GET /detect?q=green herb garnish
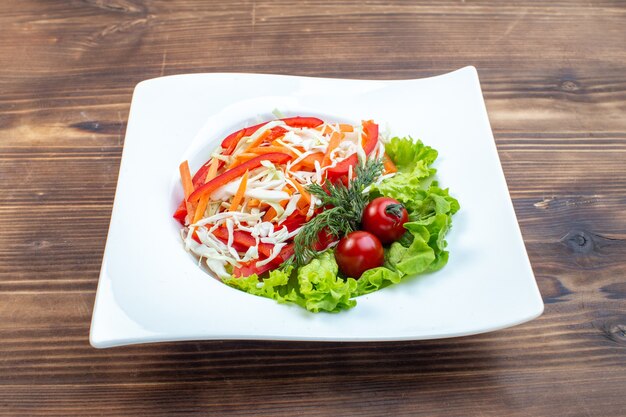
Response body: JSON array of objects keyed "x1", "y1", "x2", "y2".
[{"x1": 293, "y1": 158, "x2": 384, "y2": 265}]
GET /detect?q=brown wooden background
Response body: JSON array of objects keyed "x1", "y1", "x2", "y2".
[{"x1": 1, "y1": 1, "x2": 625, "y2": 416}]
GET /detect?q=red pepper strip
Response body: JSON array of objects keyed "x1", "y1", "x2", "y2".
[
  {"x1": 192, "y1": 164, "x2": 210, "y2": 187},
  {"x1": 173, "y1": 201, "x2": 187, "y2": 225},
  {"x1": 233, "y1": 260, "x2": 273, "y2": 278},
  {"x1": 191, "y1": 159, "x2": 226, "y2": 188},
  {"x1": 326, "y1": 120, "x2": 379, "y2": 183},
  {"x1": 278, "y1": 213, "x2": 307, "y2": 232},
  {"x1": 221, "y1": 128, "x2": 248, "y2": 156},
  {"x1": 266, "y1": 126, "x2": 288, "y2": 142},
  {"x1": 281, "y1": 116, "x2": 324, "y2": 129},
  {"x1": 313, "y1": 228, "x2": 337, "y2": 251},
  {"x1": 220, "y1": 117, "x2": 323, "y2": 153},
  {"x1": 188, "y1": 153, "x2": 292, "y2": 204},
  {"x1": 275, "y1": 242, "x2": 295, "y2": 265},
  {"x1": 232, "y1": 243, "x2": 295, "y2": 278},
  {"x1": 222, "y1": 129, "x2": 245, "y2": 156},
  {"x1": 222, "y1": 125, "x2": 285, "y2": 156},
  {"x1": 211, "y1": 227, "x2": 274, "y2": 258}
]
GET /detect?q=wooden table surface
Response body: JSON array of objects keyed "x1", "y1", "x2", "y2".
[{"x1": 1, "y1": 1, "x2": 625, "y2": 416}]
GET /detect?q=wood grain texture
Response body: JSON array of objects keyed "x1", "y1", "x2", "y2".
[{"x1": 1, "y1": 0, "x2": 625, "y2": 416}]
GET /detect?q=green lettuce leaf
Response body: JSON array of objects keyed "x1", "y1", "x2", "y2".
[
  {"x1": 354, "y1": 267, "x2": 402, "y2": 296},
  {"x1": 372, "y1": 137, "x2": 459, "y2": 217},
  {"x1": 371, "y1": 161, "x2": 435, "y2": 210},
  {"x1": 409, "y1": 213, "x2": 453, "y2": 272},
  {"x1": 385, "y1": 136, "x2": 438, "y2": 170},
  {"x1": 395, "y1": 228, "x2": 436, "y2": 275},
  {"x1": 374, "y1": 137, "x2": 459, "y2": 276},
  {"x1": 292, "y1": 251, "x2": 357, "y2": 313},
  {"x1": 222, "y1": 136, "x2": 459, "y2": 313},
  {"x1": 407, "y1": 182, "x2": 460, "y2": 220},
  {"x1": 223, "y1": 253, "x2": 358, "y2": 313},
  {"x1": 222, "y1": 266, "x2": 294, "y2": 303}
]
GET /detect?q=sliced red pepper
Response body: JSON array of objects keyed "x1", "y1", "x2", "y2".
[
  {"x1": 222, "y1": 129, "x2": 246, "y2": 156},
  {"x1": 223, "y1": 126, "x2": 288, "y2": 156},
  {"x1": 313, "y1": 228, "x2": 337, "y2": 251},
  {"x1": 187, "y1": 126, "x2": 289, "y2": 206},
  {"x1": 233, "y1": 260, "x2": 274, "y2": 278},
  {"x1": 173, "y1": 201, "x2": 187, "y2": 225},
  {"x1": 221, "y1": 127, "x2": 250, "y2": 155},
  {"x1": 326, "y1": 120, "x2": 379, "y2": 183},
  {"x1": 192, "y1": 159, "x2": 227, "y2": 188},
  {"x1": 278, "y1": 213, "x2": 307, "y2": 232},
  {"x1": 220, "y1": 117, "x2": 323, "y2": 154},
  {"x1": 266, "y1": 126, "x2": 288, "y2": 141},
  {"x1": 232, "y1": 243, "x2": 294, "y2": 278},
  {"x1": 188, "y1": 153, "x2": 292, "y2": 204},
  {"x1": 275, "y1": 242, "x2": 295, "y2": 265},
  {"x1": 211, "y1": 227, "x2": 273, "y2": 258},
  {"x1": 191, "y1": 164, "x2": 210, "y2": 186},
  {"x1": 281, "y1": 116, "x2": 324, "y2": 129}
]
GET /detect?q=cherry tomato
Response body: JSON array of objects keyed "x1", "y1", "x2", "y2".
[
  {"x1": 335, "y1": 231, "x2": 384, "y2": 278},
  {"x1": 362, "y1": 197, "x2": 409, "y2": 244}
]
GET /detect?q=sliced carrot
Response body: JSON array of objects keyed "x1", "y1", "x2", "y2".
[
  {"x1": 229, "y1": 170, "x2": 249, "y2": 212},
  {"x1": 206, "y1": 157, "x2": 220, "y2": 181},
  {"x1": 318, "y1": 124, "x2": 333, "y2": 135},
  {"x1": 179, "y1": 161, "x2": 194, "y2": 199},
  {"x1": 289, "y1": 177, "x2": 311, "y2": 205},
  {"x1": 245, "y1": 129, "x2": 271, "y2": 150},
  {"x1": 179, "y1": 161, "x2": 195, "y2": 222},
  {"x1": 193, "y1": 201, "x2": 208, "y2": 224},
  {"x1": 247, "y1": 145, "x2": 298, "y2": 158},
  {"x1": 338, "y1": 124, "x2": 354, "y2": 133},
  {"x1": 270, "y1": 139, "x2": 306, "y2": 156},
  {"x1": 227, "y1": 152, "x2": 257, "y2": 169},
  {"x1": 297, "y1": 198, "x2": 308, "y2": 211},
  {"x1": 382, "y1": 153, "x2": 398, "y2": 174},
  {"x1": 274, "y1": 140, "x2": 305, "y2": 152},
  {"x1": 297, "y1": 200, "x2": 312, "y2": 219},
  {"x1": 292, "y1": 152, "x2": 324, "y2": 171},
  {"x1": 282, "y1": 186, "x2": 294, "y2": 195},
  {"x1": 263, "y1": 206, "x2": 277, "y2": 222},
  {"x1": 237, "y1": 152, "x2": 258, "y2": 160},
  {"x1": 247, "y1": 198, "x2": 261, "y2": 208},
  {"x1": 193, "y1": 158, "x2": 219, "y2": 223},
  {"x1": 322, "y1": 131, "x2": 343, "y2": 166}
]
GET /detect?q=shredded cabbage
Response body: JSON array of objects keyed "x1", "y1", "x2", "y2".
[{"x1": 223, "y1": 135, "x2": 459, "y2": 312}]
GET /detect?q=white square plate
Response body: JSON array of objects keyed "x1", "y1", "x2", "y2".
[{"x1": 90, "y1": 67, "x2": 543, "y2": 348}]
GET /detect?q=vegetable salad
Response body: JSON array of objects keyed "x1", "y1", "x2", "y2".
[{"x1": 175, "y1": 116, "x2": 459, "y2": 312}]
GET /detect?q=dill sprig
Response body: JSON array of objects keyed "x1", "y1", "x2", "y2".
[{"x1": 293, "y1": 158, "x2": 384, "y2": 265}]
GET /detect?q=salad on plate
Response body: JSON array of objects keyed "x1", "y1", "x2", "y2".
[{"x1": 174, "y1": 116, "x2": 459, "y2": 312}]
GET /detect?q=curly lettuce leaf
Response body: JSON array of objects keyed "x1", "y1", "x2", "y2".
[
  {"x1": 385, "y1": 136, "x2": 438, "y2": 170},
  {"x1": 222, "y1": 266, "x2": 294, "y2": 303},
  {"x1": 408, "y1": 182, "x2": 460, "y2": 220},
  {"x1": 290, "y1": 251, "x2": 357, "y2": 313},
  {"x1": 222, "y1": 136, "x2": 459, "y2": 313},
  {"x1": 223, "y1": 253, "x2": 357, "y2": 313},
  {"x1": 375, "y1": 137, "x2": 459, "y2": 276},
  {"x1": 371, "y1": 161, "x2": 435, "y2": 210},
  {"x1": 391, "y1": 228, "x2": 435, "y2": 276},
  {"x1": 354, "y1": 267, "x2": 402, "y2": 296}
]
